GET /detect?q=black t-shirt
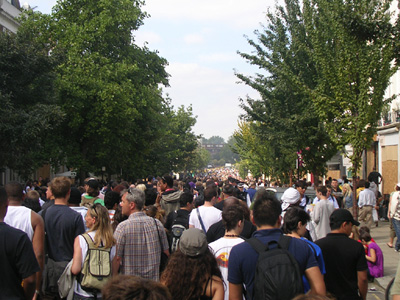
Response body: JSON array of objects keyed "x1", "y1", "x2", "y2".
[
  {"x1": 316, "y1": 233, "x2": 368, "y2": 300},
  {"x1": 164, "y1": 209, "x2": 191, "y2": 231},
  {"x1": 0, "y1": 222, "x2": 40, "y2": 300},
  {"x1": 41, "y1": 204, "x2": 85, "y2": 262},
  {"x1": 206, "y1": 219, "x2": 256, "y2": 243}
]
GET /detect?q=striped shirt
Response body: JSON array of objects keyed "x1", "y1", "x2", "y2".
[{"x1": 114, "y1": 211, "x2": 168, "y2": 280}]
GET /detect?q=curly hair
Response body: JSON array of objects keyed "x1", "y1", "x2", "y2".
[
  {"x1": 160, "y1": 248, "x2": 223, "y2": 300},
  {"x1": 102, "y1": 275, "x2": 171, "y2": 300}
]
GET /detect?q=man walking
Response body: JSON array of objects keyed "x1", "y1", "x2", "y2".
[
  {"x1": 156, "y1": 174, "x2": 183, "y2": 217},
  {"x1": 0, "y1": 186, "x2": 39, "y2": 300},
  {"x1": 358, "y1": 181, "x2": 376, "y2": 229},
  {"x1": 4, "y1": 181, "x2": 44, "y2": 299},
  {"x1": 113, "y1": 188, "x2": 169, "y2": 280},
  {"x1": 189, "y1": 186, "x2": 222, "y2": 232},
  {"x1": 41, "y1": 177, "x2": 85, "y2": 298},
  {"x1": 316, "y1": 209, "x2": 368, "y2": 300},
  {"x1": 228, "y1": 189, "x2": 325, "y2": 300},
  {"x1": 311, "y1": 186, "x2": 335, "y2": 240}
]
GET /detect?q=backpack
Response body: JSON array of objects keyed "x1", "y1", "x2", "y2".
[
  {"x1": 171, "y1": 224, "x2": 186, "y2": 252},
  {"x1": 246, "y1": 235, "x2": 303, "y2": 300},
  {"x1": 79, "y1": 233, "x2": 112, "y2": 291},
  {"x1": 169, "y1": 210, "x2": 188, "y2": 253}
]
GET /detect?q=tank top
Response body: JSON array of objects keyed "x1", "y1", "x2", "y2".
[
  {"x1": 199, "y1": 277, "x2": 213, "y2": 300},
  {"x1": 4, "y1": 206, "x2": 34, "y2": 241}
]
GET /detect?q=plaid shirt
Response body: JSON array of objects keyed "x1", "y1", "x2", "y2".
[{"x1": 114, "y1": 211, "x2": 169, "y2": 280}]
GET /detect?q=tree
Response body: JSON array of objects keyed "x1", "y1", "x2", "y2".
[
  {"x1": 145, "y1": 103, "x2": 199, "y2": 176},
  {"x1": 220, "y1": 136, "x2": 240, "y2": 163},
  {"x1": 0, "y1": 33, "x2": 64, "y2": 178},
  {"x1": 202, "y1": 136, "x2": 225, "y2": 145},
  {"x1": 302, "y1": 0, "x2": 397, "y2": 214},
  {"x1": 236, "y1": 0, "x2": 337, "y2": 183},
  {"x1": 302, "y1": 0, "x2": 397, "y2": 175},
  {"x1": 17, "y1": 0, "x2": 199, "y2": 181},
  {"x1": 233, "y1": 121, "x2": 273, "y2": 179}
]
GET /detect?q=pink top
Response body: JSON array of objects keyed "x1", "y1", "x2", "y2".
[{"x1": 367, "y1": 242, "x2": 384, "y2": 278}]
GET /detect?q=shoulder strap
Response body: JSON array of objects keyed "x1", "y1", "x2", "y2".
[
  {"x1": 82, "y1": 233, "x2": 95, "y2": 249},
  {"x1": 203, "y1": 277, "x2": 212, "y2": 296},
  {"x1": 246, "y1": 237, "x2": 269, "y2": 254},
  {"x1": 196, "y1": 207, "x2": 207, "y2": 233},
  {"x1": 154, "y1": 218, "x2": 163, "y2": 249},
  {"x1": 82, "y1": 233, "x2": 111, "y2": 252},
  {"x1": 278, "y1": 234, "x2": 292, "y2": 250}
]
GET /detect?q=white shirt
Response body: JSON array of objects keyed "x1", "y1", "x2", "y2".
[
  {"x1": 189, "y1": 205, "x2": 222, "y2": 232},
  {"x1": 209, "y1": 237, "x2": 244, "y2": 300},
  {"x1": 4, "y1": 206, "x2": 34, "y2": 241},
  {"x1": 358, "y1": 188, "x2": 376, "y2": 207},
  {"x1": 313, "y1": 196, "x2": 339, "y2": 209}
]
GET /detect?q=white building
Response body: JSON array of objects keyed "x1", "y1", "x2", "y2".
[{"x1": 0, "y1": 0, "x2": 21, "y2": 33}]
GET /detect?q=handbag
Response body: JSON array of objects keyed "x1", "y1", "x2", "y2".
[{"x1": 372, "y1": 208, "x2": 378, "y2": 222}]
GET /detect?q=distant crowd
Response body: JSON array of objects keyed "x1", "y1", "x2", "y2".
[{"x1": 2, "y1": 170, "x2": 400, "y2": 300}]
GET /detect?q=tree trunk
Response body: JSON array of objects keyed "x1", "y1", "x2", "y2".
[{"x1": 352, "y1": 176, "x2": 358, "y2": 219}]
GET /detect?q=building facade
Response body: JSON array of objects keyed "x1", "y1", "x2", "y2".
[{"x1": 0, "y1": 0, "x2": 20, "y2": 33}]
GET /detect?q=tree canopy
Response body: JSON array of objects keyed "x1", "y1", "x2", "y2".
[
  {"x1": 1, "y1": 0, "x2": 199, "y2": 181},
  {"x1": 302, "y1": 0, "x2": 397, "y2": 175},
  {"x1": 0, "y1": 33, "x2": 64, "y2": 178},
  {"x1": 236, "y1": 0, "x2": 337, "y2": 182}
]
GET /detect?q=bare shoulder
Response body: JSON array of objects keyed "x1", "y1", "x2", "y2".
[{"x1": 31, "y1": 210, "x2": 44, "y2": 228}]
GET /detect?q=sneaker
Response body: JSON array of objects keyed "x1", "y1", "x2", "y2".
[
  {"x1": 380, "y1": 218, "x2": 386, "y2": 221},
  {"x1": 395, "y1": 249, "x2": 400, "y2": 252}
]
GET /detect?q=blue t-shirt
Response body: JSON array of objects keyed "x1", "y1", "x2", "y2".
[
  {"x1": 228, "y1": 228, "x2": 318, "y2": 300},
  {"x1": 301, "y1": 238, "x2": 326, "y2": 292}
]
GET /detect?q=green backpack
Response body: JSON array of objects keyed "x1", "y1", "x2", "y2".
[{"x1": 80, "y1": 233, "x2": 112, "y2": 291}]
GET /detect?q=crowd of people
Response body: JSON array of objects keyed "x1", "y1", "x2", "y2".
[{"x1": 0, "y1": 170, "x2": 398, "y2": 300}]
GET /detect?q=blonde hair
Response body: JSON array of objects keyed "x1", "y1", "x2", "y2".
[
  {"x1": 136, "y1": 184, "x2": 146, "y2": 192},
  {"x1": 343, "y1": 183, "x2": 352, "y2": 197},
  {"x1": 26, "y1": 190, "x2": 40, "y2": 201},
  {"x1": 88, "y1": 204, "x2": 116, "y2": 248}
]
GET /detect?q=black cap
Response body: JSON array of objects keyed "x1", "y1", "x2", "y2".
[
  {"x1": 87, "y1": 179, "x2": 99, "y2": 190},
  {"x1": 330, "y1": 209, "x2": 360, "y2": 226}
]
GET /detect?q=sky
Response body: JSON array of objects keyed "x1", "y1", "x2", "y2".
[{"x1": 24, "y1": 0, "x2": 273, "y2": 141}]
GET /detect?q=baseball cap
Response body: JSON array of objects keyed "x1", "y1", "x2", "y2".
[
  {"x1": 330, "y1": 209, "x2": 360, "y2": 226},
  {"x1": 87, "y1": 179, "x2": 99, "y2": 190},
  {"x1": 179, "y1": 228, "x2": 208, "y2": 256},
  {"x1": 397, "y1": 182, "x2": 400, "y2": 188}
]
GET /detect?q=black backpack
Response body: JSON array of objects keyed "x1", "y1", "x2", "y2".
[
  {"x1": 246, "y1": 235, "x2": 303, "y2": 300},
  {"x1": 169, "y1": 211, "x2": 188, "y2": 252}
]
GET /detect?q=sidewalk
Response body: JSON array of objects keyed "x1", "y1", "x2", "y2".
[{"x1": 369, "y1": 220, "x2": 399, "y2": 290}]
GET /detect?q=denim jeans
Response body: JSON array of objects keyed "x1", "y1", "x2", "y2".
[{"x1": 392, "y1": 218, "x2": 400, "y2": 250}]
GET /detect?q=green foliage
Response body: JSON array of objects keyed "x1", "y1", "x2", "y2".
[
  {"x1": 13, "y1": 0, "x2": 198, "y2": 180},
  {"x1": 186, "y1": 146, "x2": 211, "y2": 171},
  {"x1": 236, "y1": 0, "x2": 337, "y2": 182},
  {"x1": 216, "y1": 136, "x2": 240, "y2": 163},
  {"x1": 302, "y1": 0, "x2": 397, "y2": 175},
  {"x1": 202, "y1": 136, "x2": 225, "y2": 144},
  {"x1": 0, "y1": 33, "x2": 64, "y2": 178}
]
